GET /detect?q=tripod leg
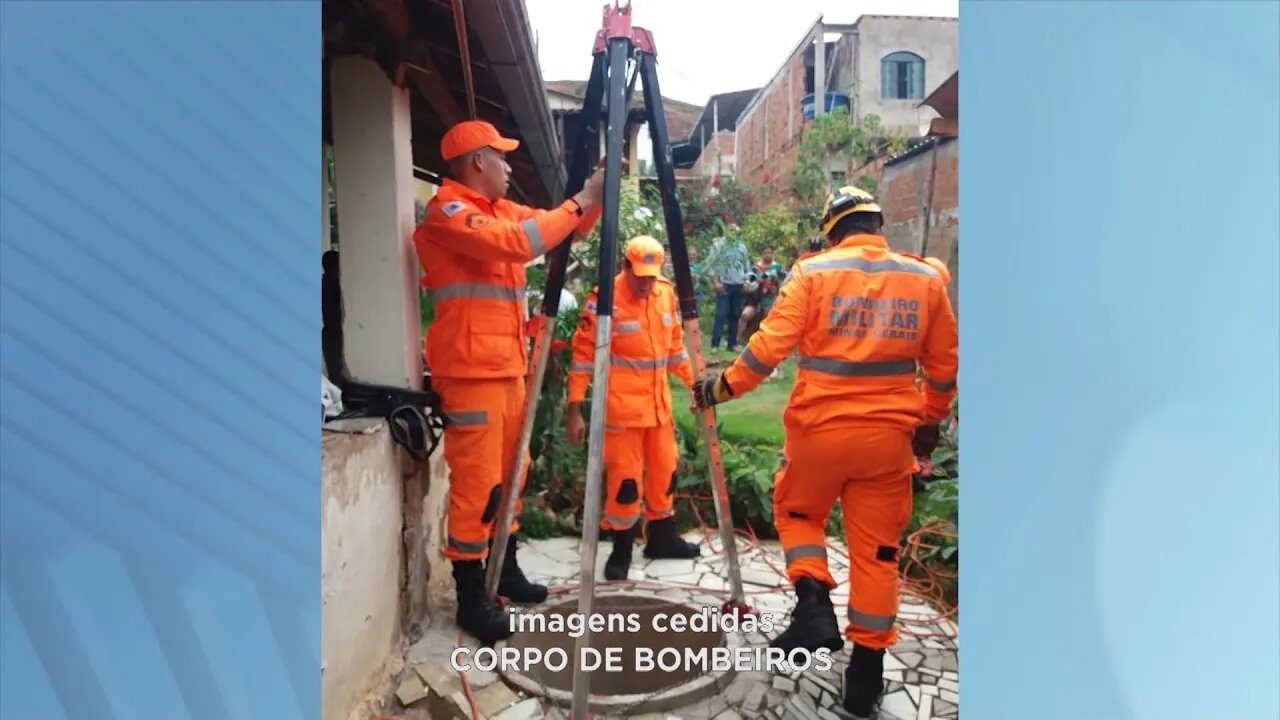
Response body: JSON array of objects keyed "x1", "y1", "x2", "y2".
[
  {"x1": 483, "y1": 52, "x2": 608, "y2": 601},
  {"x1": 636, "y1": 50, "x2": 748, "y2": 609},
  {"x1": 569, "y1": 33, "x2": 630, "y2": 720}
]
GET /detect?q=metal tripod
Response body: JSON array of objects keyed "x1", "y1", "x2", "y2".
[
  {"x1": 481, "y1": 50, "x2": 607, "y2": 604},
  {"x1": 483, "y1": 3, "x2": 751, "y2": 717}
]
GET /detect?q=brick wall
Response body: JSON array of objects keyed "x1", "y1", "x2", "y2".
[
  {"x1": 879, "y1": 138, "x2": 958, "y2": 313},
  {"x1": 736, "y1": 50, "x2": 807, "y2": 206},
  {"x1": 693, "y1": 131, "x2": 737, "y2": 178}
]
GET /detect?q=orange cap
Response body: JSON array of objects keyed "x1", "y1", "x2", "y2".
[
  {"x1": 440, "y1": 120, "x2": 519, "y2": 161},
  {"x1": 624, "y1": 235, "x2": 665, "y2": 278}
]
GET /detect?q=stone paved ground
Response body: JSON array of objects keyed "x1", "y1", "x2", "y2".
[{"x1": 392, "y1": 534, "x2": 958, "y2": 720}]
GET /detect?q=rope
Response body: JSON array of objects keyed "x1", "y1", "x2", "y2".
[
  {"x1": 456, "y1": 631, "x2": 482, "y2": 719},
  {"x1": 673, "y1": 489, "x2": 959, "y2": 636}
]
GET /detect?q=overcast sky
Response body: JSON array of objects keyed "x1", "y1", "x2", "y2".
[{"x1": 523, "y1": 0, "x2": 959, "y2": 107}]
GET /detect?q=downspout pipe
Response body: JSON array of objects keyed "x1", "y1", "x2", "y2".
[{"x1": 920, "y1": 136, "x2": 940, "y2": 256}]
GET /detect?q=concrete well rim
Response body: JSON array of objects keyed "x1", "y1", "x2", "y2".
[{"x1": 493, "y1": 589, "x2": 745, "y2": 714}]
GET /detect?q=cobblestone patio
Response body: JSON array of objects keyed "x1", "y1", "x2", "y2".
[{"x1": 393, "y1": 534, "x2": 958, "y2": 720}]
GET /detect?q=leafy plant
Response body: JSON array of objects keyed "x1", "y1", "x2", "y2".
[
  {"x1": 516, "y1": 506, "x2": 562, "y2": 540},
  {"x1": 672, "y1": 416, "x2": 782, "y2": 537},
  {"x1": 568, "y1": 180, "x2": 666, "y2": 286},
  {"x1": 789, "y1": 89, "x2": 910, "y2": 236},
  {"x1": 674, "y1": 175, "x2": 765, "y2": 239},
  {"x1": 739, "y1": 204, "x2": 799, "y2": 258}
]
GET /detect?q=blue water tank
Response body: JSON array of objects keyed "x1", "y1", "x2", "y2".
[{"x1": 801, "y1": 92, "x2": 851, "y2": 120}]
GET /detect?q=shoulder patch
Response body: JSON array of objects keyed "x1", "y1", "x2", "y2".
[{"x1": 440, "y1": 200, "x2": 467, "y2": 218}]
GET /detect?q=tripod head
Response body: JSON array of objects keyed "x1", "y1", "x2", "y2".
[{"x1": 594, "y1": 0, "x2": 656, "y2": 55}]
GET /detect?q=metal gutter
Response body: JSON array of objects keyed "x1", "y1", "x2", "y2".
[
  {"x1": 467, "y1": 0, "x2": 568, "y2": 203},
  {"x1": 882, "y1": 134, "x2": 954, "y2": 168}
]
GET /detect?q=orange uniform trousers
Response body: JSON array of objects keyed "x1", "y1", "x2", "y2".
[
  {"x1": 600, "y1": 422, "x2": 679, "y2": 531},
  {"x1": 773, "y1": 422, "x2": 915, "y2": 650},
  {"x1": 434, "y1": 375, "x2": 529, "y2": 561}
]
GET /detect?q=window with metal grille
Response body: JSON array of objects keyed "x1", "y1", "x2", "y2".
[{"x1": 881, "y1": 51, "x2": 925, "y2": 100}]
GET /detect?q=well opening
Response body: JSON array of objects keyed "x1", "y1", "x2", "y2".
[{"x1": 495, "y1": 591, "x2": 741, "y2": 714}]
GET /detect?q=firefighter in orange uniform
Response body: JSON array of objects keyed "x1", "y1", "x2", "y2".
[
  {"x1": 566, "y1": 236, "x2": 703, "y2": 579},
  {"x1": 413, "y1": 120, "x2": 606, "y2": 644},
  {"x1": 693, "y1": 187, "x2": 958, "y2": 719}
]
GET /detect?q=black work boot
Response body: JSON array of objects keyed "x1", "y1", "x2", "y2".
[
  {"x1": 769, "y1": 577, "x2": 844, "y2": 654},
  {"x1": 452, "y1": 560, "x2": 512, "y2": 645},
  {"x1": 604, "y1": 525, "x2": 640, "y2": 580},
  {"x1": 842, "y1": 644, "x2": 887, "y2": 719},
  {"x1": 492, "y1": 536, "x2": 548, "y2": 605},
  {"x1": 642, "y1": 517, "x2": 701, "y2": 559}
]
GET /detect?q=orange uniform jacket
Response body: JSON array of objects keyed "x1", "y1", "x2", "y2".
[
  {"x1": 568, "y1": 275, "x2": 695, "y2": 427},
  {"x1": 413, "y1": 178, "x2": 602, "y2": 379},
  {"x1": 723, "y1": 234, "x2": 958, "y2": 433}
]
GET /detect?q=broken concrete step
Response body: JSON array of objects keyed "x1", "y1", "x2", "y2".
[
  {"x1": 394, "y1": 671, "x2": 429, "y2": 707},
  {"x1": 472, "y1": 682, "x2": 522, "y2": 717},
  {"x1": 443, "y1": 690, "x2": 476, "y2": 720},
  {"x1": 413, "y1": 661, "x2": 462, "y2": 700}
]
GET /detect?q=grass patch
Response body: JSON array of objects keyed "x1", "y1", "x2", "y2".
[{"x1": 672, "y1": 353, "x2": 794, "y2": 446}]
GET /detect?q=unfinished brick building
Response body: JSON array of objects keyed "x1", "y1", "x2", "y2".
[{"x1": 734, "y1": 14, "x2": 957, "y2": 207}]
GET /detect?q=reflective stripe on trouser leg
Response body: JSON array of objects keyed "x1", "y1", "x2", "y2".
[
  {"x1": 601, "y1": 425, "x2": 644, "y2": 531},
  {"x1": 446, "y1": 536, "x2": 490, "y2": 557},
  {"x1": 434, "y1": 377, "x2": 517, "y2": 561},
  {"x1": 841, "y1": 464, "x2": 913, "y2": 650},
  {"x1": 771, "y1": 441, "x2": 842, "y2": 589},
  {"x1": 847, "y1": 606, "x2": 897, "y2": 633},
  {"x1": 641, "y1": 422, "x2": 679, "y2": 522}
]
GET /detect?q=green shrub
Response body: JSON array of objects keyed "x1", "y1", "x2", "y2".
[
  {"x1": 516, "y1": 506, "x2": 562, "y2": 541},
  {"x1": 902, "y1": 398, "x2": 959, "y2": 607},
  {"x1": 671, "y1": 416, "x2": 780, "y2": 537}
]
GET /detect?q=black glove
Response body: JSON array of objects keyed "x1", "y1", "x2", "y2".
[
  {"x1": 912, "y1": 424, "x2": 940, "y2": 458},
  {"x1": 693, "y1": 375, "x2": 733, "y2": 410}
]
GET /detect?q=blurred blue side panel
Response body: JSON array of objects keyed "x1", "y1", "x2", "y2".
[
  {"x1": 961, "y1": 1, "x2": 1279, "y2": 718},
  {"x1": 0, "y1": 2, "x2": 321, "y2": 719}
]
